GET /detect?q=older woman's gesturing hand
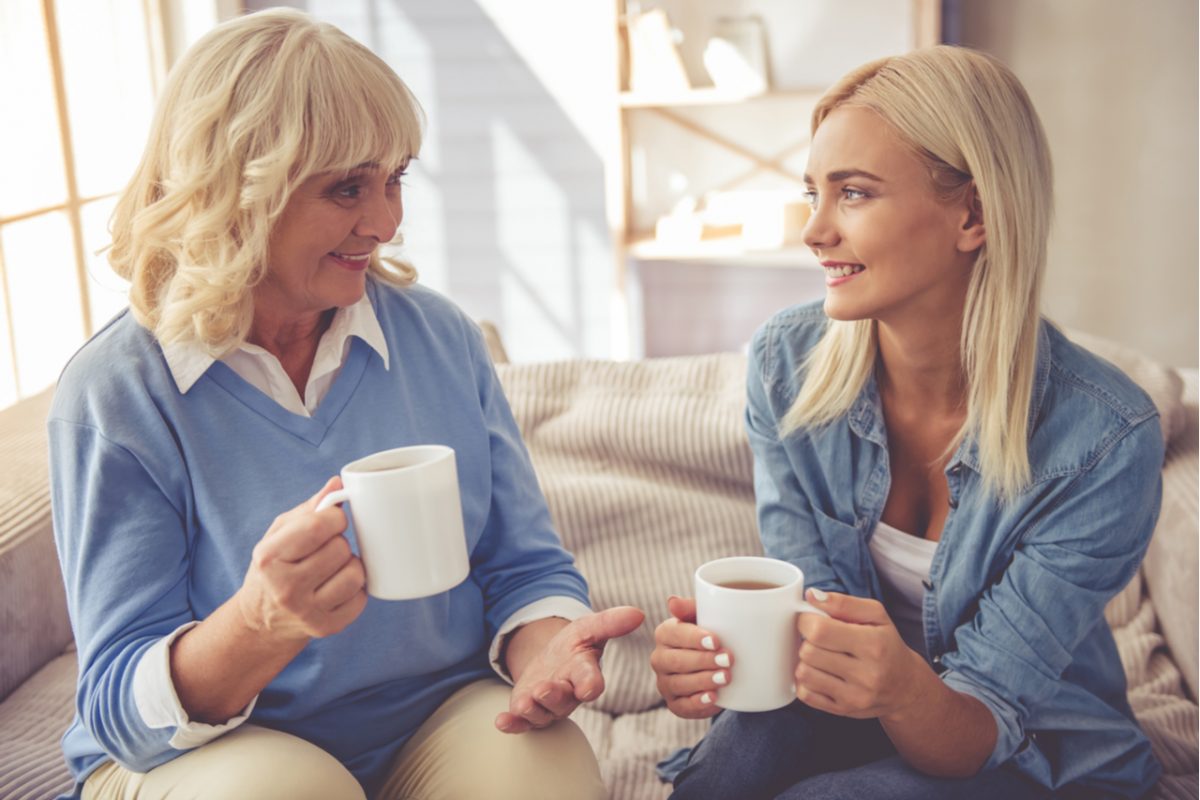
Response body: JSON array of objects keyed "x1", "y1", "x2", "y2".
[
  {"x1": 235, "y1": 476, "x2": 369, "y2": 643},
  {"x1": 495, "y1": 606, "x2": 645, "y2": 734}
]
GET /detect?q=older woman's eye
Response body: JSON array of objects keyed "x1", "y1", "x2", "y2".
[
  {"x1": 330, "y1": 182, "x2": 363, "y2": 200},
  {"x1": 386, "y1": 168, "x2": 408, "y2": 187}
]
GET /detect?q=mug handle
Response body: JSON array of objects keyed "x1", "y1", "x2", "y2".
[
  {"x1": 797, "y1": 600, "x2": 830, "y2": 618},
  {"x1": 315, "y1": 488, "x2": 350, "y2": 512}
]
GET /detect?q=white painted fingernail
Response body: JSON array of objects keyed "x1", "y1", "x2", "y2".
[
  {"x1": 713, "y1": 671, "x2": 727, "y2": 685},
  {"x1": 809, "y1": 587, "x2": 828, "y2": 602},
  {"x1": 701, "y1": 636, "x2": 715, "y2": 651},
  {"x1": 715, "y1": 653, "x2": 731, "y2": 668},
  {"x1": 700, "y1": 693, "x2": 713, "y2": 704}
]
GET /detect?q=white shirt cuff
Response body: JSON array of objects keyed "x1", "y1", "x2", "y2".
[
  {"x1": 488, "y1": 597, "x2": 593, "y2": 683},
  {"x1": 132, "y1": 621, "x2": 258, "y2": 749}
]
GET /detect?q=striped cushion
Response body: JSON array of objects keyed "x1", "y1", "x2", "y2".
[
  {"x1": 0, "y1": 386, "x2": 71, "y2": 703},
  {"x1": 0, "y1": 653, "x2": 75, "y2": 800}
]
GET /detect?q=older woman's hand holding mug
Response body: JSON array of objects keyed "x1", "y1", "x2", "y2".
[{"x1": 236, "y1": 476, "x2": 369, "y2": 643}]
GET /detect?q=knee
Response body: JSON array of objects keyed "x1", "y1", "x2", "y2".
[
  {"x1": 673, "y1": 752, "x2": 760, "y2": 800},
  {"x1": 460, "y1": 718, "x2": 604, "y2": 800},
  {"x1": 194, "y1": 726, "x2": 365, "y2": 800},
  {"x1": 671, "y1": 708, "x2": 813, "y2": 800}
]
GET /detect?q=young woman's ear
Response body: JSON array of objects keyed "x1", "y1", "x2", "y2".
[{"x1": 956, "y1": 184, "x2": 986, "y2": 253}]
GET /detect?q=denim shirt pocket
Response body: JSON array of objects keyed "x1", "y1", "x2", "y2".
[{"x1": 809, "y1": 505, "x2": 870, "y2": 589}]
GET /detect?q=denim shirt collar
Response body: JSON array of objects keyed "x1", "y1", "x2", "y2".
[{"x1": 847, "y1": 322, "x2": 1053, "y2": 475}]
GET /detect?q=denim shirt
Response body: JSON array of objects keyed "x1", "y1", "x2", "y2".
[{"x1": 747, "y1": 302, "x2": 1163, "y2": 798}]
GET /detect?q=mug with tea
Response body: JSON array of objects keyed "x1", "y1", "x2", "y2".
[
  {"x1": 315, "y1": 445, "x2": 470, "y2": 601},
  {"x1": 694, "y1": 556, "x2": 829, "y2": 712}
]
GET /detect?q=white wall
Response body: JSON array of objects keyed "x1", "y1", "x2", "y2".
[{"x1": 960, "y1": 0, "x2": 1199, "y2": 368}]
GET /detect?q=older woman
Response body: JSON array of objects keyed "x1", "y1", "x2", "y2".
[
  {"x1": 49, "y1": 9, "x2": 641, "y2": 800},
  {"x1": 650, "y1": 46, "x2": 1163, "y2": 799}
]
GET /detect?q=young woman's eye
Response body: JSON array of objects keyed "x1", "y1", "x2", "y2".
[
  {"x1": 842, "y1": 187, "x2": 867, "y2": 201},
  {"x1": 801, "y1": 189, "x2": 818, "y2": 208}
]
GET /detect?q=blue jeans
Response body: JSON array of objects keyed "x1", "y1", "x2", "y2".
[{"x1": 670, "y1": 702, "x2": 1056, "y2": 800}]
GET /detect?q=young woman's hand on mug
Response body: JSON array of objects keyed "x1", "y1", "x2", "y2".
[
  {"x1": 794, "y1": 589, "x2": 926, "y2": 720},
  {"x1": 650, "y1": 596, "x2": 733, "y2": 719},
  {"x1": 235, "y1": 476, "x2": 369, "y2": 643}
]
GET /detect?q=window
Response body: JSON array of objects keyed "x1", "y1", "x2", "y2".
[{"x1": 0, "y1": 0, "x2": 163, "y2": 407}]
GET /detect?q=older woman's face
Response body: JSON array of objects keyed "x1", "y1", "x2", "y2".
[
  {"x1": 801, "y1": 106, "x2": 982, "y2": 328},
  {"x1": 258, "y1": 163, "x2": 406, "y2": 321}
]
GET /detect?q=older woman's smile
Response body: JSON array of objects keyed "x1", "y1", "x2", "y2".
[{"x1": 329, "y1": 251, "x2": 372, "y2": 271}]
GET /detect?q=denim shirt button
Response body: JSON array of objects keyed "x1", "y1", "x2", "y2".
[
  {"x1": 948, "y1": 496, "x2": 958, "y2": 509},
  {"x1": 922, "y1": 578, "x2": 934, "y2": 592}
]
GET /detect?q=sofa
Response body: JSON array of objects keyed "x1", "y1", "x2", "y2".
[{"x1": 1, "y1": 330, "x2": 1196, "y2": 800}]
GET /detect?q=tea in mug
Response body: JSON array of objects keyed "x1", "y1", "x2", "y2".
[{"x1": 716, "y1": 580, "x2": 781, "y2": 590}]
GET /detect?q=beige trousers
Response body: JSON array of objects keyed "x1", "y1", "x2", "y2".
[{"x1": 83, "y1": 679, "x2": 606, "y2": 800}]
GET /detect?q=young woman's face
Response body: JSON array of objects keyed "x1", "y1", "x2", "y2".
[
  {"x1": 259, "y1": 162, "x2": 406, "y2": 322},
  {"x1": 802, "y1": 105, "x2": 981, "y2": 327}
]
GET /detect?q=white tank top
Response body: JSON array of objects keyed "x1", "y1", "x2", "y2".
[{"x1": 868, "y1": 520, "x2": 938, "y2": 656}]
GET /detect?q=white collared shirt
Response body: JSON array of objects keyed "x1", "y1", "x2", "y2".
[
  {"x1": 137, "y1": 294, "x2": 589, "y2": 746},
  {"x1": 161, "y1": 292, "x2": 391, "y2": 416}
]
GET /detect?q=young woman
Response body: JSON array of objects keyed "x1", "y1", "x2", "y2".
[
  {"x1": 650, "y1": 46, "x2": 1163, "y2": 799},
  {"x1": 50, "y1": 10, "x2": 641, "y2": 799}
]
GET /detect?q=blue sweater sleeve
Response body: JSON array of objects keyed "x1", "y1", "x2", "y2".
[
  {"x1": 459, "y1": 323, "x2": 591, "y2": 638},
  {"x1": 49, "y1": 416, "x2": 195, "y2": 772},
  {"x1": 745, "y1": 323, "x2": 847, "y2": 594}
]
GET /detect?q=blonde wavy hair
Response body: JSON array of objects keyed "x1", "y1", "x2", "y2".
[
  {"x1": 108, "y1": 8, "x2": 423, "y2": 355},
  {"x1": 780, "y1": 46, "x2": 1054, "y2": 499}
]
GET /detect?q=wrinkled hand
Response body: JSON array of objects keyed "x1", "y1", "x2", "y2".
[
  {"x1": 794, "y1": 590, "x2": 925, "y2": 720},
  {"x1": 649, "y1": 596, "x2": 730, "y2": 719},
  {"x1": 235, "y1": 476, "x2": 368, "y2": 643},
  {"x1": 496, "y1": 606, "x2": 645, "y2": 734}
]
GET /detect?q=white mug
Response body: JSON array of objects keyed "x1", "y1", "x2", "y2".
[
  {"x1": 694, "y1": 556, "x2": 829, "y2": 712},
  {"x1": 315, "y1": 445, "x2": 469, "y2": 600}
]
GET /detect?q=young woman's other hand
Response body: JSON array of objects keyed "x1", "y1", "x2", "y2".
[{"x1": 794, "y1": 590, "x2": 927, "y2": 721}]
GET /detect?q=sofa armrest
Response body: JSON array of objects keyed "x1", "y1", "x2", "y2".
[{"x1": 0, "y1": 387, "x2": 72, "y2": 702}]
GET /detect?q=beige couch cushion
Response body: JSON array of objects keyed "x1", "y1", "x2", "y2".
[
  {"x1": 0, "y1": 653, "x2": 75, "y2": 800},
  {"x1": 0, "y1": 387, "x2": 72, "y2": 703},
  {"x1": 1144, "y1": 402, "x2": 1199, "y2": 698}
]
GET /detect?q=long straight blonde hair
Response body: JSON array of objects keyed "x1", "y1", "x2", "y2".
[
  {"x1": 108, "y1": 8, "x2": 423, "y2": 355},
  {"x1": 780, "y1": 46, "x2": 1054, "y2": 499}
]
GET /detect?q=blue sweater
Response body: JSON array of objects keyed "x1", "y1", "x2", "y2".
[{"x1": 48, "y1": 280, "x2": 590, "y2": 795}]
